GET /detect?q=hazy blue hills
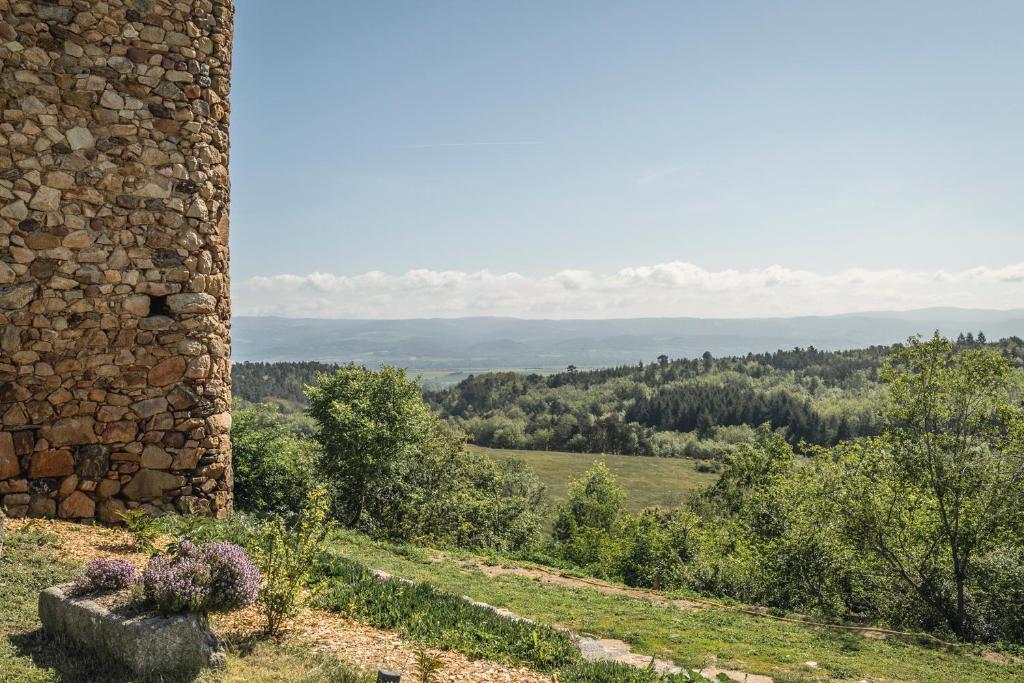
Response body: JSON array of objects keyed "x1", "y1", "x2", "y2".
[{"x1": 232, "y1": 308, "x2": 1024, "y2": 370}]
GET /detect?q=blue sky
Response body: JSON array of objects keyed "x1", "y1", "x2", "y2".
[{"x1": 230, "y1": 1, "x2": 1024, "y2": 318}]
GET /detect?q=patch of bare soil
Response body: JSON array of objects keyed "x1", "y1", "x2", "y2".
[
  {"x1": 982, "y1": 651, "x2": 1022, "y2": 666},
  {"x1": 461, "y1": 557, "x2": 955, "y2": 648}
]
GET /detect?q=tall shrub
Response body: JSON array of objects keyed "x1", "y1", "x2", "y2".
[
  {"x1": 253, "y1": 485, "x2": 335, "y2": 635},
  {"x1": 232, "y1": 401, "x2": 318, "y2": 514},
  {"x1": 552, "y1": 463, "x2": 626, "y2": 570}
]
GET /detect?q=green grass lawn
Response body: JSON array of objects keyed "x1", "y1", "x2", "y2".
[
  {"x1": 472, "y1": 445, "x2": 718, "y2": 517},
  {"x1": 328, "y1": 530, "x2": 1024, "y2": 683}
]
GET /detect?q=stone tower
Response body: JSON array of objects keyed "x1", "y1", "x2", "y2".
[{"x1": 0, "y1": 0, "x2": 234, "y2": 521}]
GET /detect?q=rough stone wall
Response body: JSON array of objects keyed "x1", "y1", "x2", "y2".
[{"x1": 0, "y1": 0, "x2": 233, "y2": 521}]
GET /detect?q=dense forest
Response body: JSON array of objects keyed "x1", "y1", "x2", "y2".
[
  {"x1": 233, "y1": 361, "x2": 339, "y2": 408},
  {"x1": 233, "y1": 334, "x2": 1024, "y2": 458},
  {"x1": 428, "y1": 334, "x2": 1023, "y2": 455}
]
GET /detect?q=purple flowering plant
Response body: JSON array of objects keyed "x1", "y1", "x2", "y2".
[
  {"x1": 201, "y1": 541, "x2": 260, "y2": 611},
  {"x1": 73, "y1": 558, "x2": 139, "y2": 594},
  {"x1": 143, "y1": 553, "x2": 212, "y2": 614},
  {"x1": 142, "y1": 540, "x2": 259, "y2": 615}
]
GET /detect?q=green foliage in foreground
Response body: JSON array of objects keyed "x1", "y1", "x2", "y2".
[
  {"x1": 251, "y1": 486, "x2": 336, "y2": 636},
  {"x1": 550, "y1": 335, "x2": 1024, "y2": 644},
  {"x1": 316, "y1": 553, "x2": 580, "y2": 671},
  {"x1": 329, "y1": 529, "x2": 1024, "y2": 683},
  {"x1": 830, "y1": 335, "x2": 1024, "y2": 641},
  {"x1": 560, "y1": 662, "x2": 728, "y2": 682},
  {"x1": 0, "y1": 522, "x2": 373, "y2": 683},
  {"x1": 117, "y1": 507, "x2": 162, "y2": 552}
]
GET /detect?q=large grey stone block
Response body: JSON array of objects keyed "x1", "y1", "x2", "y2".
[{"x1": 38, "y1": 583, "x2": 226, "y2": 679}]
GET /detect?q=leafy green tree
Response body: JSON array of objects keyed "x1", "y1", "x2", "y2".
[
  {"x1": 412, "y1": 445, "x2": 546, "y2": 551},
  {"x1": 231, "y1": 401, "x2": 318, "y2": 514},
  {"x1": 552, "y1": 463, "x2": 626, "y2": 569},
  {"x1": 700, "y1": 426, "x2": 793, "y2": 515},
  {"x1": 615, "y1": 507, "x2": 700, "y2": 590},
  {"x1": 554, "y1": 462, "x2": 625, "y2": 538},
  {"x1": 306, "y1": 365, "x2": 544, "y2": 550},
  {"x1": 832, "y1": 334, "x2": 1024, "y2": 640},
  {"x1": 306, "y1": 365, "x2": 436, "y2": 526}
]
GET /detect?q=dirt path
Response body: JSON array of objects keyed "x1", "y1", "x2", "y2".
[
  {"x1": 461, "y1": 557, "x2": 967, "y2": 646},
  {"x1": 466, "y1": 559, "x2": 707, "y2": 610}
]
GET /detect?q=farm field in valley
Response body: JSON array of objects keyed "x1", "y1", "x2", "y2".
[{"x1": 471, "y1": 445, "x2": 719, "y2": 515}]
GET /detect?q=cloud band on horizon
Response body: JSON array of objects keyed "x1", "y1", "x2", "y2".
[{"x1": 233, "y1": 261, "x2": 1024, "y2": 319}]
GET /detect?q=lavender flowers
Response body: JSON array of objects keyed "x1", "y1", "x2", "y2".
[
  {"x1": 201, "y1": 541, "x2": 260, "y2": 611},
  {"x1": 73, "y1": 558, "x2": 139, "y2": 594},
  {"x1": 142, "y1": 541, "x2": 259, "y2": 615},
  {"x1": 143, "y1": 553, "x2": 212, "y2": 614}
]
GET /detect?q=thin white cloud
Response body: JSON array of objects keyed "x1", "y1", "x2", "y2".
[
  {"x1": 400, "y1": 141, "x2": 544, "y2": 148},
  {"x1": 234, "y1": 261, "x2": 1024, "y2": 319},
  {"x1": 635, "y1": 164, "x2": 687, "y2": 187}
]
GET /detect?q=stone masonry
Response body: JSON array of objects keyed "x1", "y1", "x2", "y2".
[{"x1": 0, "y1": 0, "x2": 234, "y2": 521}]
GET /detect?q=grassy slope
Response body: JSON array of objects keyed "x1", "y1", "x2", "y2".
[
  {"x1": 472, "y1": 445, "x2": 718, "y2": 515},
  {"x1": 328, "y1": 530, "x2": 1024, "y2": 683},
  {"x1": 4, "y1": 519, "x2": 1023, "y2": 682}
]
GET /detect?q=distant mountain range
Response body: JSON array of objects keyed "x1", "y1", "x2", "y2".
[{"x1": 232, "y1": 308, "x2": 1024, "y2": 370}]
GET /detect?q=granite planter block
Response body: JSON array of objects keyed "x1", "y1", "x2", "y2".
[{"x1": 39, "y1": 583, "x2": 226, "y2": 679}]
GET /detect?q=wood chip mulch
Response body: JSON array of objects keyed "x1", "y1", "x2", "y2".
[
  {"x1": 215, "y1": 605, "x2": 553, "y2": 683},
  {"x1": 8, "y1": 518, "x2": 154, "y2": 566}
]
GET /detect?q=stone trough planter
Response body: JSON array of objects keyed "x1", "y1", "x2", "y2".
[{"x1": 39, "y1": 583, "x2": 226, "y2": 679}]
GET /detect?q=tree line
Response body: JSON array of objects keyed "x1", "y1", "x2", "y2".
[{"x1": 427, "y1": 335, "x2": 1023, "y2": 455}]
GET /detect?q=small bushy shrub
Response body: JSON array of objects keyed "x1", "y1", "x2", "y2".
[
  {"x1": 694, "y1": 461, "x2": 720, "y2": 474},
  {"x1": 74, "y1": 559, "x2": 138, "y2": 594},
  {"x1": 413, "y1": 646, "x2": 443, "y2": 683},
  {"x1": 117, "y1": 508, "x2": 161, "y2": 551},
  {"x1": 142, "y1": 540, "x2": 259, "y2": 615},
  {"x1": 615, "y1": 508, "x2": 700, "y2": 591},
  {"x1": 252, "y1": 485, "x2": 335, "y2": 635}
]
